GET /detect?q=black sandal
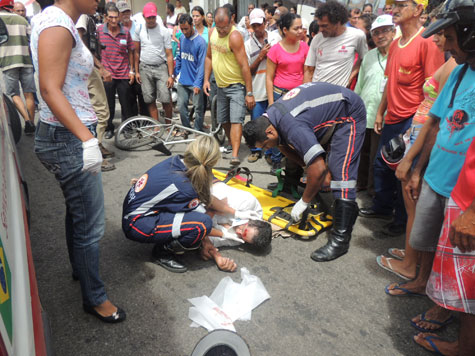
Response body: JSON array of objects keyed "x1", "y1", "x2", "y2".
[{"x1": 83, "y1": 304, "x2": 126, "y2": 323}]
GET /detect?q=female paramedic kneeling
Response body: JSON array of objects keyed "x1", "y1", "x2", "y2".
[
  {"x1": 122, "y1": 136, "x2": 260, "y2": 273},
  {"x1": 31, "y1": 0, "x2": 125, "y2": 322}
]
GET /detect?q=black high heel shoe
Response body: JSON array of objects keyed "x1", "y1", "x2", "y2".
[{"x1": 83, "y1": 304, "x2": 126, "y2": 323}]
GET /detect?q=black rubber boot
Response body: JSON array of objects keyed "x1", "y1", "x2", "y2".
[
  {"x1": 310, "y1": 199, "x2": 359, "y2": 262},
  {"x1": 315, "y1": 191, "x2": 335, "y2": 216}
]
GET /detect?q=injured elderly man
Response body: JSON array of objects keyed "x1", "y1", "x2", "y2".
[
  {"x1": 124, "y1": 172, "x2": 272, "y2": 273},
  {"x1": 189, "y1": 180, "x2": 272, "y2": 272},
  {"x1": 208, "y1": 181, "x2": 272, "y2": 247}
]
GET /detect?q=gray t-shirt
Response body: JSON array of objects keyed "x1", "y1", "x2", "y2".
[
  {"x1": 133, "y1": 23, "x2": 171, "y2": 66},
  {"x1": 305, "y1": 26, "x2": 368, "y2": 87}
]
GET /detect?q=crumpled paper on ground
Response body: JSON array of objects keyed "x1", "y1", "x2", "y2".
[{"x1": 188, "y1": 267, "x2": 270, "y2": 331}]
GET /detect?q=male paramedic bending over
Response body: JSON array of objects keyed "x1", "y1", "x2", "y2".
[{"x1": 243, "y1": 82, "x2": 366, "y2": 262}]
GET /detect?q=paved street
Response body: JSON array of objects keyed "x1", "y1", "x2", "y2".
[{"x1": 18, "y1": 113, "x2": 456, "y2": 356}]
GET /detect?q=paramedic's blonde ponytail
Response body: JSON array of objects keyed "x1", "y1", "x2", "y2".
[{"x1": 183, "y1": 136, "x2": 221, "y2": 206}]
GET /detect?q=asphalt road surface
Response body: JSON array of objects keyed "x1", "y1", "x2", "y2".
[{"x1": 18, "y1": 113, "x2": 456, "y2": 356}]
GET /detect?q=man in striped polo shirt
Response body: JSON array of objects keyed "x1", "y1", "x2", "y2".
[
  {"x1": 97, "y1": 3, "x2": 135, "y2": 139},
  {"x1": 0, "y1": 0, "x2": 36, "y2": 135}
]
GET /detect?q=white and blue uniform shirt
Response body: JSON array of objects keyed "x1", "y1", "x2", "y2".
[
  {"x1": 123, "y1": 155, "x2": 200, "y2": 220},
  {"x1": 266, "y1": 82, "x2": 365, "y2": 167}
]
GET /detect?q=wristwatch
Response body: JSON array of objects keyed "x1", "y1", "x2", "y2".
[{"x1": 246, "y1": 91, "x2": 253, "y2": 97}]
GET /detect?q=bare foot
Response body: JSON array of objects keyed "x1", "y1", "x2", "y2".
[
  {"x1": 94, "y1": 300, "x2": 119, "y2": 317},
  {"x1": 379, "y1": 255, "x2": 416, "y2": 280},
  {"x1": 385, "y1": 281, "x2": 426, "y2": 296},
  {"x1": 413, "y1": 332, "x2": 458, "y2": 356},
  {"x1": 412, "y1": 305, "x2": 453, "y2": 331}
]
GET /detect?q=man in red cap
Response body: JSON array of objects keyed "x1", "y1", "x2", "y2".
[{"x1": 133, "y1": 2, "x2": 174, "y2": 124}]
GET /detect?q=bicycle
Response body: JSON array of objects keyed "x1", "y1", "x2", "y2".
[{"x1": 114, "y1": 96, "x2": 225, "y2": 155}]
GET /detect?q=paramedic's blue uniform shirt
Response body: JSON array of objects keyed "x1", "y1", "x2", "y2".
[
  {"x1": 122, "y1": 156, "x2": 211, "y2": 248},
  {"x1": 266, "y1": 82, "x2": 365, "y2": 166},
  {"x1": 123, "y1": 155, "x2": 199, "y2": 220},
  {"x1": 266, "y1": 82, "x2": 366, "y2": 200}
]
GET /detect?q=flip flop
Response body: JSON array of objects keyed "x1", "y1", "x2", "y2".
[
  {"x1": 413, "y1": 333, "x2": 446, "y2": 355},
  {"x1": 376, "y1": 255, "x2": 412, "y2": 281},
  {"x1": 410, "y1": 312, "x2": 454, "y2": 332},
  {"x1": 388, "y1": 248, "x2": 405, "y2": 260},
  {"x1": 385, "y1": 282, "x2": 426, "y2": 297},
  {"x1": 230, "y1": 157, "x2": 240, "y2": 166}
]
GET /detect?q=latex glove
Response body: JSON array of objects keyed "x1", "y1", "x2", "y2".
[
  {"x1": 82, "y1": 138, "x2": 102, "y2": 174},
  {"x1": 291, "y1": 198, "x2": 309, "y2": 222},
  {"x1": 217, "y1": 226, "x2": 243, "y2": 242},
  {"x1": 235, "y1": 210, "x2": 261, "y2": 220}
]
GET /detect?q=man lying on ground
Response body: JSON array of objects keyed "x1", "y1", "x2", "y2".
[
  {"x1": 206, "y1": 180, "x2": 272, "y2": 256},
  {"x1": 125, "y1": 161, "x2": 272, "y2": 273}
]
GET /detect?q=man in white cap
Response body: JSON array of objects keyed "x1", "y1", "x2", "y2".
[
  {"x1": 244, "y1": 8, "x2": 281, "y2": 163},
  {"x1": 359, "y1": 0, "x2": 444, "y2": 239},
  {"x1": 354, "y1": 15, "x2": 395, "y2": 194}
]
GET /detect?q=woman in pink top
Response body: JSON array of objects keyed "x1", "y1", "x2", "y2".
[
  {"x1": 265, "y1": 13, "x2": 309, "y2": 173},
  {"x1": 266, "y1": 13, "x2": 309, "y2": 105}
]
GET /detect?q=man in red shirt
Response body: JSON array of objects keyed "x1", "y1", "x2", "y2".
[
  {"x1": 359, "y1": 0, "x2": 444, "y2": 236},
  {"x1": 97, "y1": 3, "x2": 135, "y2": 139}
]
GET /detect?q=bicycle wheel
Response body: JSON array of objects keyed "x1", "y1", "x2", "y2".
[
  {"x1": 210, "y1": 96, "x2": 225, "y2": 145},
  {"x1": 114, "y1": 116, "x2": 163, "y2": 150}
]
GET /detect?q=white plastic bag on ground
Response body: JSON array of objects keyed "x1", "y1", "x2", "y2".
[
  {"x1": 188, "y1": 268, "x2": 270, "y2": 331},
  {"x1": 188, "y1": 296, "x2": 236, "y2": 332}
]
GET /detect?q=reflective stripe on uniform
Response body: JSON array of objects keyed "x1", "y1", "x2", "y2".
[
  {"x1": 172, "y1": 212, "x2": 185, "y2": 238},
  {"x1": 330, "y1": 180, "x2": 357, "y2": 189},
  {"x1": 304, "y1": 144, "x2": 325, "y2": 165},
  {"x1": 289, "y1": 93, "x2": 344, "y2": 117},
  {"x1": 124, "y1": 183, "x2": 178, "y2": 219}
]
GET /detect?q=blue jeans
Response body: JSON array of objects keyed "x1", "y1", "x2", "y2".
[
  {"x1": 250, "y1": 100, "x2": 268, "y2": 154},
  {"x1": 34, "y1": 121, "x2": 108, "y2": 307},
  {"x1": 177, "y1": 83, "x2": 204, "y2": 131},
  {"x1": 265, "y1": 91, "x2": 284, "y2": 163},
  {"x1": 372, "y1": 117, "x2": 413, "y2": 225},
  {"x1": 251, "y1": 100, "x2": 268, "y2": 120}
]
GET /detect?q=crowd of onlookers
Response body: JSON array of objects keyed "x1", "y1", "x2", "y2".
[
  {"x1": 1, "y1": 0, "x2": 474, "y2": 354},
  {"x1": 0, "y1": 0, "x2": 395, "y2": 173}
]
